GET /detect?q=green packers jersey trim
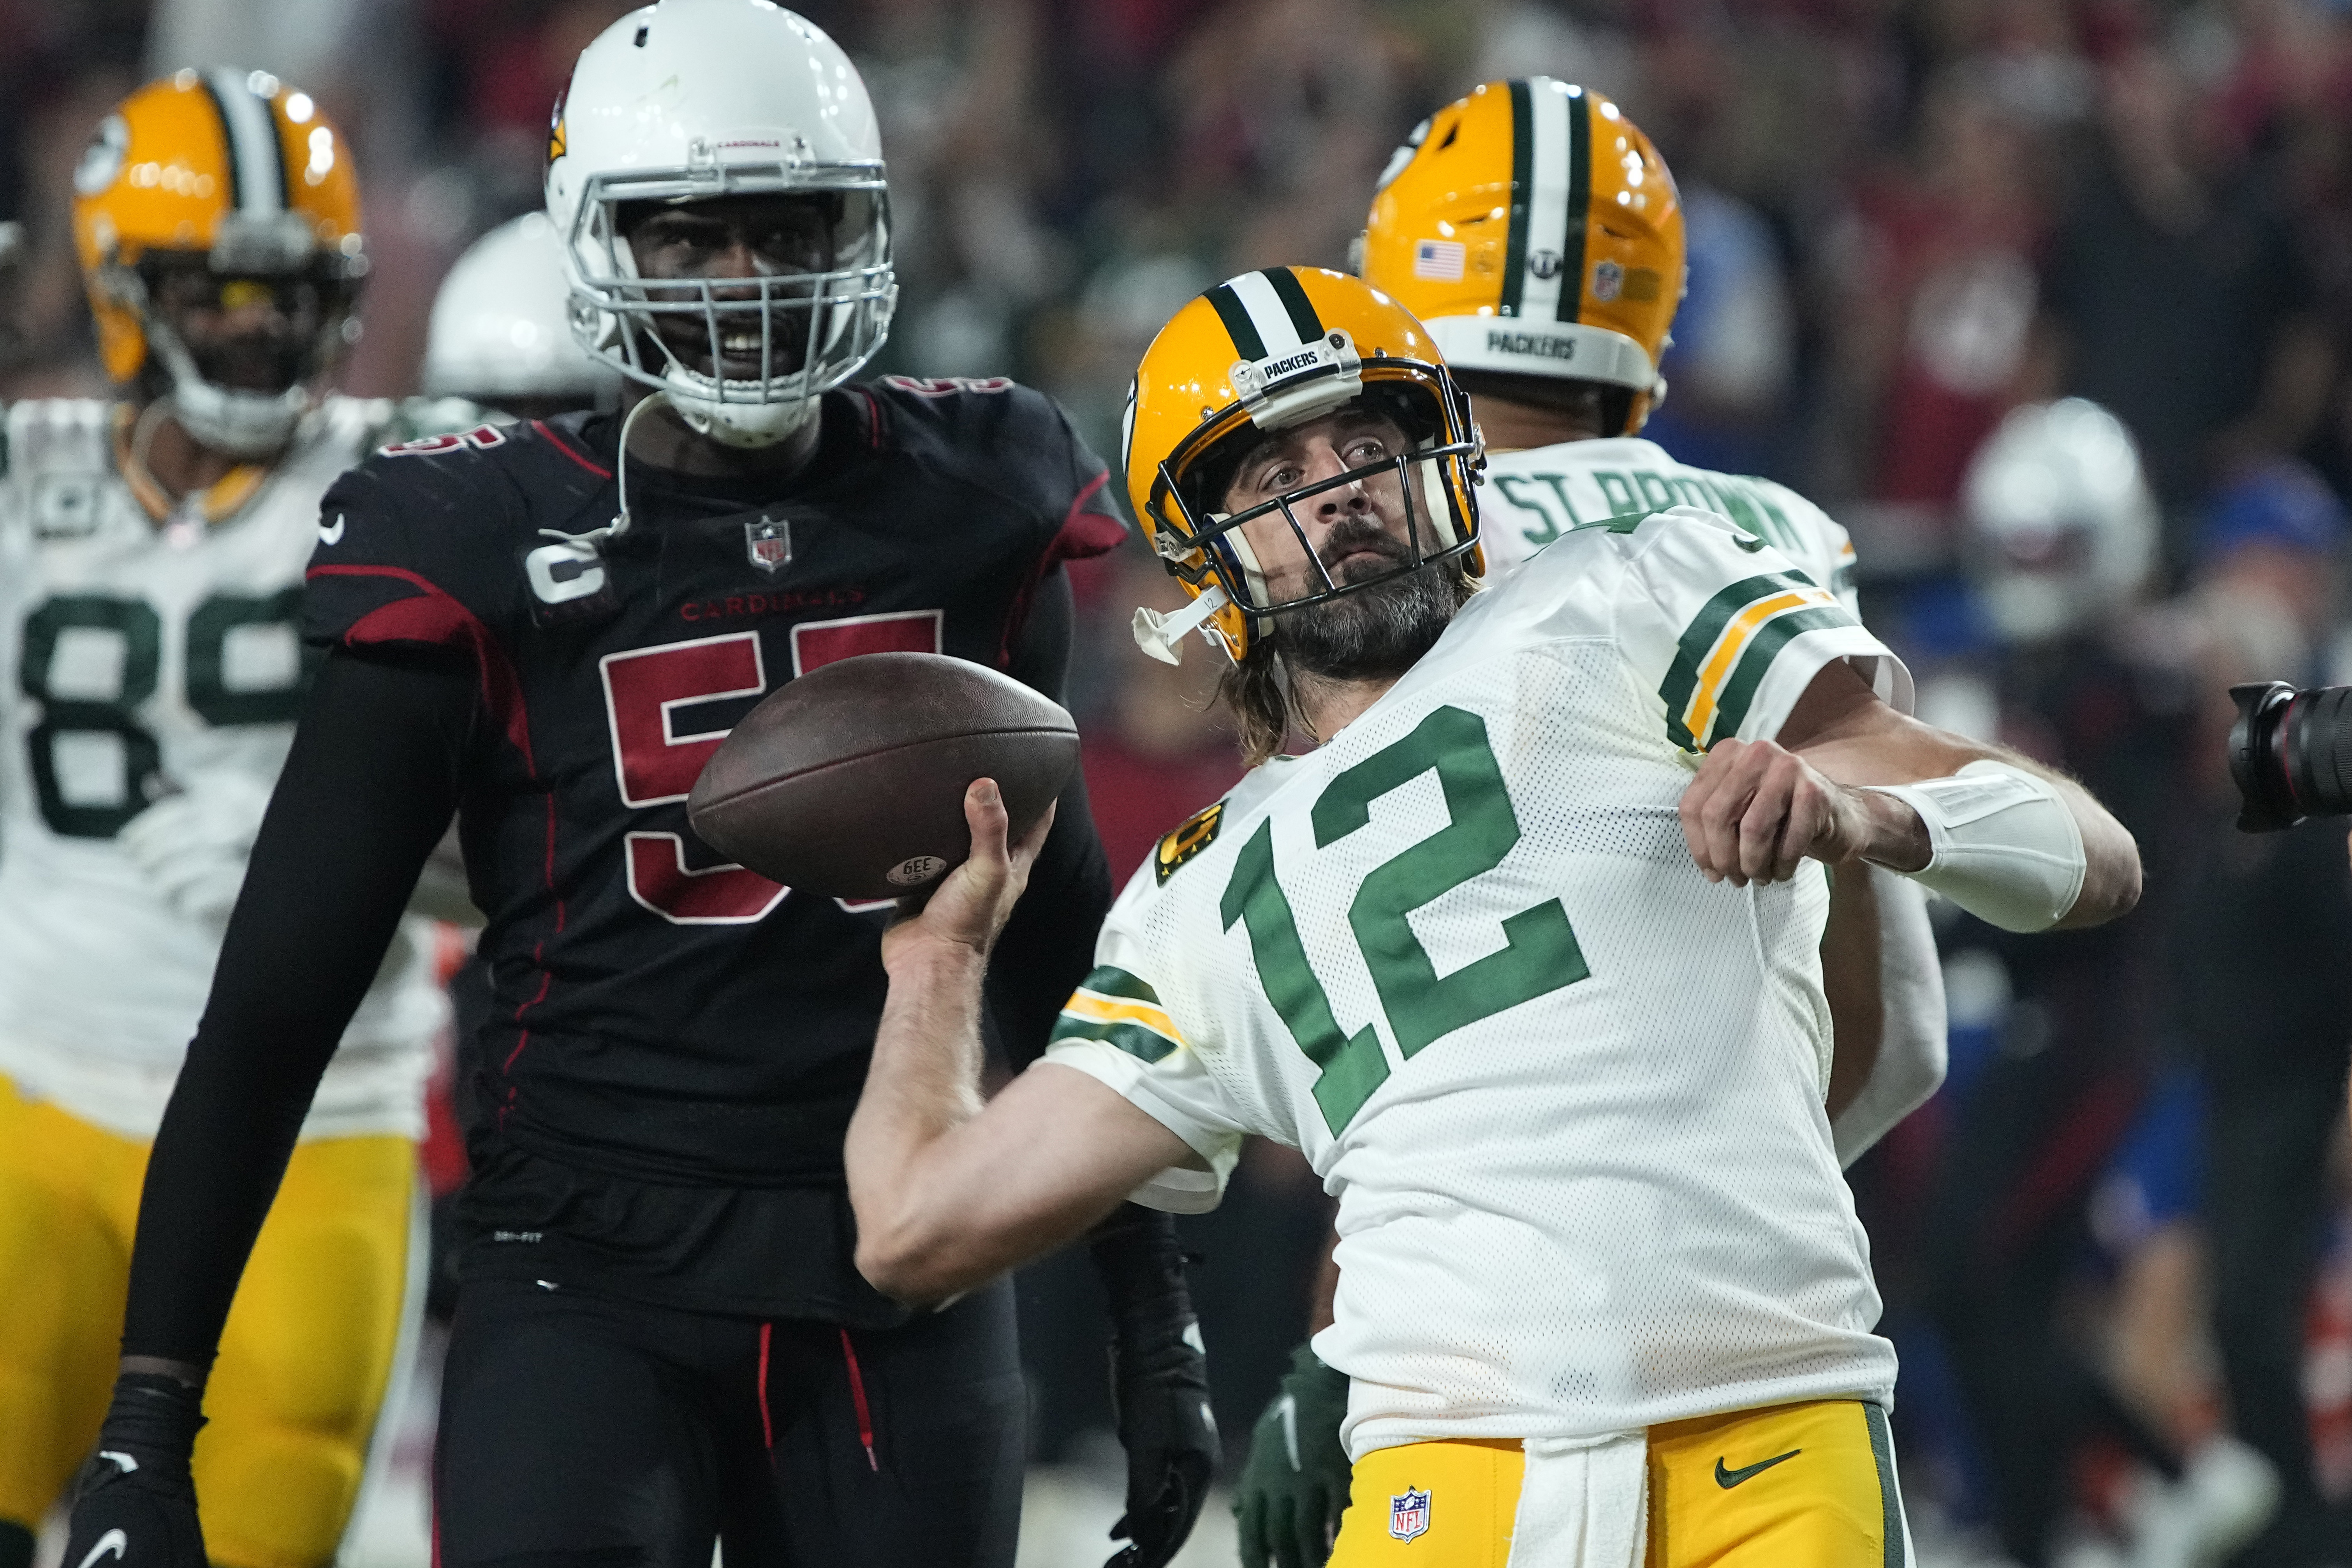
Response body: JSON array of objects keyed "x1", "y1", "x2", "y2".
[
  {"x1": 1660, "y1": 572, "x2": 1856, "y2": 751},
  {"x1": 1051, "y1": 966, "x2": 1185, "y2": 1063}
]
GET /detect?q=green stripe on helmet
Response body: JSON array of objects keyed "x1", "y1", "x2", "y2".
[
  {"x1": 1557, "y1": 89, "x2": 1590, "y2": 324},
  {"x1": 1205, "y1": 283, "x2": 1268, "y2": 363},
  {"x1": 1499, "y1": 80, "x2": 1533, "y2": 319},
  {"x1": 1262, "y1": 267, "x2": 1325, "y2": 344}
]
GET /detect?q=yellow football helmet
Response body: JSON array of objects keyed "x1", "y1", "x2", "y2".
[
  {"x1": 1359, "y1": 78, "x2": 1683, "y2": 434},
  {"x1": 71, "y1": 70, "x2": 366, "y2": 454},
  {"x1": 1124, "y1": 266, "x2": 1481, "y2": 665}
]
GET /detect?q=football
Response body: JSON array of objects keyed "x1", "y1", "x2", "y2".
[{"x1": 687, "y1": 651, "x2": 1081, "y2": 901}]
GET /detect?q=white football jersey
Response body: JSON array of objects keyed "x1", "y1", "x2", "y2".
[
  {"x1": 0, "y1": 397, "x2": 460, "y2": 1140},
  {"x1": 1477, "y1": 436, "x2": 1858, "y2": 612},
  {"x1": 1047, "y1": 505, "x2": 1910, "y2": 1456}
]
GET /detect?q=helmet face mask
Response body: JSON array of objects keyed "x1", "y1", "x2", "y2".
[
  {"x1": 1124, "y1": 267, "x2": 1484, "y2": 667},
  {"x1": 1152, "y1": 385, "x2": 1477, "y2": 623},
  {"x1": 135, "y1": 254, "x2": 353, "y2": 393},
  {"x1": 546, "y1": 0, "x2": 898, "y2": 449}
]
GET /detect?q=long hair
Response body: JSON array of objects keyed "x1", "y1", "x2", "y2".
[
  {"x1": 1217, "y1": 644, "x2": 1294, "y2": 769},
  {"x1": 1214, "y1": 559, "x2": 1479, "y2": 767}
]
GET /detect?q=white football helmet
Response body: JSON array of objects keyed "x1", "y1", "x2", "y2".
[
  {"x1": 424, "y1": 213, "x2": 620, "y2": 407},
  {"x1": 544, "y1": 0, "x2": 894, "y2": 447},
  {"x1": 1960, "y1": 398, "x2": 2158, "y2": 644}
]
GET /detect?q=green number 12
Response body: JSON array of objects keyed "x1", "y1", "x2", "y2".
[{"x1": 1220, "y1": 705, "x2": 1589, "y2": 1135}]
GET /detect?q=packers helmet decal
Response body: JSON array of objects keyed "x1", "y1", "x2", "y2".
[
  {"x1": 1125, "y1": 266, "x2": 1483, "y2": 666},
  {"x1": 1361, "y1": 78, "x2": 1684, "y2": 433}
]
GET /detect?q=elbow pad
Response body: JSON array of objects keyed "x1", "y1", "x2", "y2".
[{"x1": 1863, "y1": 760, "x2": 2085, "y2": 933}]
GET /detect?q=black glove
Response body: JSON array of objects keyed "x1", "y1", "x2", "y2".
[
  {"x1": 61, "y1": 1373, "x2": 209, "y2": 1568},
  {"x1": 1233, "y1": 1342, "x2": 1352, "y2": 1568},
  {"x1": 1091, "y1": 1206, "x2": 1218, "y2": 1568}
]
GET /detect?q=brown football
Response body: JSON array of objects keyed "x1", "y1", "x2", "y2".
[{"x1": 687, "y1": 651, "x2": 1080, "y2": 901}]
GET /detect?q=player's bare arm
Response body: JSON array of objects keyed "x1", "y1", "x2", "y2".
[
  {"x1": 848, "y1": 783, "x2": 1195, "y2": 1305},
  {"x1": 1678, "y1": 658, "x2": 2142, "y2": 930}
]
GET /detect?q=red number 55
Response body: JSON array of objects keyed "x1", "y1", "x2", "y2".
[{"x1": 597, "y1": 614, "x2": 943, "y2": 924}]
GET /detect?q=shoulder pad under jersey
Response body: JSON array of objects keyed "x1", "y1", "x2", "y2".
[{"x1": 862, "y1": 376, "x2": 1128, "y2": 560}]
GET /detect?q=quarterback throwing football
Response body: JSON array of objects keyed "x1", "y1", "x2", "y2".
[{"x1": 845, "y1": 267, "x2": 2140, "y2": 1566}]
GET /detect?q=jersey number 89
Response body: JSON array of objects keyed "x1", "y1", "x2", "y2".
[{"x1": 19, "y1": 590, "x2": 309, "y2": 838}]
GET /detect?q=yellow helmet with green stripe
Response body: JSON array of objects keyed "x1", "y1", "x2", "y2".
[
  {"x1": 1122, "y1": 265, "x2": 1483, "y2": 665},
  {"x1": 1358, "y1": 79, "x2": 1683, "y2": 435}
]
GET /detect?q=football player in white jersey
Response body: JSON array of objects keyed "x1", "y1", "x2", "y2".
[
  {"x1": 1355, "y1": 78, "x2": 1947, "y2": 1179},
  {"x1": 1223, "y1": 81, "x2": 1958, "y2": 1563},
  {"x1": 0, "y1": 72, "x2": 461, "y2": 1568},
  {"x1": 838, "y1": 266, "x2": 2140, "y2": 1566}
]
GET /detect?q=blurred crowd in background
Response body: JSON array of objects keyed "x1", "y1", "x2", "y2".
[{"x1": 7, "y1": 0, "x2": 2352, "y2": 1564}]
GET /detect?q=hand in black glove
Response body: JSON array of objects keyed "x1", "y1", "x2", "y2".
[
  {"x1": 61, "y1": 1373, "x2": 209, "y2": 1568},
  {"x1": 1091, "y1": 1206, "x2": 1218, "y2": 1568},
  {"x1": 1233, "y1": 1343, "x2": 1352, "y2": 1568}
]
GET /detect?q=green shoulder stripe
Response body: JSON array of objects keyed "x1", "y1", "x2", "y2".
[
  {"x1": 1048, "y1": 1014, "x2": 1180, "y2": 1064},
  {"x1": 1070, "y1": 964, "x2": 1159, "y2": 1006},
  {"x1": 1710, "y1": 604, "x2": 1857, "y2": 742},
  {"x1": 1658, "y1": 572, "x2": 1812, "y2": 749}
]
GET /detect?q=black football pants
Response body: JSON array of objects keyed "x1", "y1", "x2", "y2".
[{"x1": 434, "y1": 1276, "x2": 1025, "y2": 1568}]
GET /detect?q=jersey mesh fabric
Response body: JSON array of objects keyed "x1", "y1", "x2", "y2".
[
  {"x1": 0, "y1": 398, "x2": 447, "y2": 1139},
  {"x1": 1046, "y1": 508, "x2": 1904, "y2": 1454}
]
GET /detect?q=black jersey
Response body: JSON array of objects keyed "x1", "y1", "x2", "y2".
[{"x1": 305, "y1": 380, "x2": 1123, "y2": 1320}]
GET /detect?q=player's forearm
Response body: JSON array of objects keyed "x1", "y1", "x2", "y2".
[
  {"x1": 847, "y1": 943, "x2": 993, "y2": 1296},
  {"x1": 1792, "y1": 681, "x2": 2140, "y2": 929},
  {"x1": 1829, "y1": 871, "x2": 1947, "y2": 1167},
  {"x1": 1820, "y1": 862, "x2": 1885, "y2": 1121}
]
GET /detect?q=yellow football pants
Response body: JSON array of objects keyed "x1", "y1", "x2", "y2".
[
  {"x1": 1332, "y1": 1399, "x2": 1907, "y2": 1566},
  {"x1": 0, "y1": 1076, "x2": 414, "y2": 1568}
]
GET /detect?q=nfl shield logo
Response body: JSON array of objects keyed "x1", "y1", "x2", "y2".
[
  {"x1": 745, "y1": 514, "x2": 791, "y2": 574},
  {"x1": 1388, "y1": 1487, "x2": 1430, "y2": 1542}
]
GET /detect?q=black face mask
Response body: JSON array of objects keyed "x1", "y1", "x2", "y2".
[{"x1": 140, "y1": 259, "x2": 343, "y2": 394}]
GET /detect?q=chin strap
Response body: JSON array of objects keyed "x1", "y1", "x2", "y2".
[
  {"x1": 544, "y1": 389, "x2": 671, "y2": 551},
  {"x1": 1132, "y1": 586, "x2": 1232, "y2": 666}
]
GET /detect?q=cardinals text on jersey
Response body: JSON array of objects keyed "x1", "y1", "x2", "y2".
[
  {"x1": 1046, "y1": 505, "x2": 1910, "y2": 1458},
  {"x1": 0, "y1": 398, "x2": 451, "y2": 1139}
]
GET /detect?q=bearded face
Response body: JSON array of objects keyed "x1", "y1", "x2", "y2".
[{"x1": 1216, "y1": 405, "x2": 1472, "y2": 681}]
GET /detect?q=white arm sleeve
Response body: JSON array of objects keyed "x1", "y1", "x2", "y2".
[
  {"x1": 1829, "y1": 869, "x2": 1947, "y2": 1167},
  {"x1": 1864, "y1": 759, "x2": 2087, "y2": 932}
]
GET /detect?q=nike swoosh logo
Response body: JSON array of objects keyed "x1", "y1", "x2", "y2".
[
  {"x1": 1715, "y1": 1448, "x2": 1801, "y2": 1488},
  {"x1": 1733, "y1": 533, "x2": 1767, "y2": 552},
  {"x1": 318, "y1": 514, "x2": 345, "y2": 546},
  {"x1": 77, "y1": 1528, "x2": 129, "y2": 1568}
]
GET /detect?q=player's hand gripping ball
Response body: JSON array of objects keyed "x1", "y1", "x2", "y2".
[{"x1": 688, "y1": 652, "x2": 1079, "y2": 901}]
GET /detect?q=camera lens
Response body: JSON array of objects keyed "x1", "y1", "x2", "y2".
[{"x1": 2229, "y1": 681, "x2": 2352, "y2": 831}]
